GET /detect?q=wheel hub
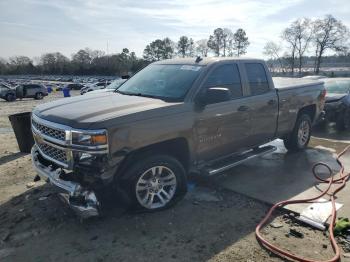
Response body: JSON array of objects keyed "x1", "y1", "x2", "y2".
[
  {"x1": 297, "y1": 120, "x2": 310, "y2": 146},
  {"x1": 136, "y1": 165, "x2": 177, "y2": 209}
]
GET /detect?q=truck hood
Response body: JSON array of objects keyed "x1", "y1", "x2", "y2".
[{"x1": 33, "y1": 93, "x2": 177, "y2": 129}]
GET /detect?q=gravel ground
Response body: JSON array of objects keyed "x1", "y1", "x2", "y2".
[{"x1": 0, "y1": 91, "x2": 349, "y2": 261}]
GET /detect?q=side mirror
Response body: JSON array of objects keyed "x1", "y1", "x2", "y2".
[{"x1": 196, "y1": 87, "x2": 231, "y2": 106}]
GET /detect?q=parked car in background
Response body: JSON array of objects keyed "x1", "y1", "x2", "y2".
[
  {"x1": 80, "y1": 82, "x2": 111, "y2": 95},
  {"x1": 66, "y1": 83, "x2": 85, "y2": 90},
  {"x1": 16, "y1": 84, "x2": 48, "y2": 100},
  {"x1": 88, "y1": 79, "x2": 126, "y2": 94},
  {"x1": 0, "y1": 83, "x2": 16, "y2": 101},
  {"x1": 322, "y1": 78, "x2": 350, "y2": 130}
]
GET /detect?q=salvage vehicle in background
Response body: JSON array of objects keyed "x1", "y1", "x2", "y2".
[
  {"x1": 16, "y1": 84, "x2": 48, "y2": 100},
  {"x1": 80, "y1": 81, "x2": 111, "y2": 95},
  {"x1": 66, "y1": 83, "x2": 85, "y2": 90},
  {"x1": 322, "y1": 78, "x2": 350, "y2": 130},
  {"x1": 0, "y1": 83, "x2": 16, "y2": 101},
  {"x1": 88, "y1": 79, "x2": 126, "y2": 94},
  {"x1": 30, "y1": 58, "x2": 326, "y2": 217}
]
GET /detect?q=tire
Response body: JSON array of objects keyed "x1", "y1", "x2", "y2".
[
  {"x1": 284, "y1": 114, "x2": 312, "y2": 151},
  {"x1": 35, "y1": 92, "x2": 43, "y2": 100},
  {"x1": 120, "y1": 154, "x2": 187, "y2": 212},
  {"x1": 5, "y1": 93, "x2": 16, "y2": 102}
]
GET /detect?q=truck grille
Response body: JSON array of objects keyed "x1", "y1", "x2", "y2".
[
  {"x1": 37, "y1": 142, "x2": 67, "y2": 165},
  {"x1": 32, "y1": 119, "x2": 65, "y2": 141}
]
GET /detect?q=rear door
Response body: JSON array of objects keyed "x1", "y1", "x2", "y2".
[
  {"x1": 242, "y1": 63, "x2": 278, "y2": 146},
  {"x1": 194, "y1": 63, "x2": 251, "y2": 161},
  {"x1": 25, "y1": 85, "x2": 37, "y2": 97}
]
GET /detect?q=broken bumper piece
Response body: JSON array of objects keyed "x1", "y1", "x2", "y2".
[{"x1": 31, "y1": 146, "x2": 100, "y2": 218}]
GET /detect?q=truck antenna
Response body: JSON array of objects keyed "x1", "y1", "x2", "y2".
[{"x1": 195, "y1": 56, "x2": 202, "y2": 63}]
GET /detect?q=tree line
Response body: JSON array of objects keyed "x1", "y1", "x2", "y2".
[
  {"x1": 0, "y1": 14, "x2": 348, "y2": 76},
  {"x1": 0, "y1": 27, "x2": 250, "y2": 76},
  {"x1": 263, "y1": 15, "x2": 349, "y2": 75},
  {"x1": 143, "y1": 27, "x2": 250, "y2": 61}
]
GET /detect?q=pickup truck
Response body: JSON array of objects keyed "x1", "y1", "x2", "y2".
[{"x1": 31, "y1": 58, "x2": 326, "y2": 217}]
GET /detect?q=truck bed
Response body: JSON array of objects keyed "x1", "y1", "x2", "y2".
[{"x1": 273, "y1": 77, "x2": 324, "y2": 90}]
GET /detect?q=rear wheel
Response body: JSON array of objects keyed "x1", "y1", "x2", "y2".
[
  {"x1": 121, "y1": 155, "x2": 187, "y2": 211},
  {"x1": 284, "y1": 114, "x2": 312, "y2": 151},
  {"x1": 35, "y1": 92, "x2": 43, "y2": 100},
  {"x1": 5, "y1": 93, "x2": 16, "y2": 102}
]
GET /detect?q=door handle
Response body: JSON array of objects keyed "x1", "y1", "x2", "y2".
[
  {"x1": 238, "y1": 105, "x2": 249, "y2": 112},
  {"x1": 268, "y1": 99, "x2": 276, "y2": 105}
]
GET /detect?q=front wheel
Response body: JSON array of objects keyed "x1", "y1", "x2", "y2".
[
  {"x1": 122, "y1": 155, "x2": 187, "y2": 211},
  {"x1": 35, "y1": 92, "x2": 43, "y2": 100},
  {"x1": 284, "y1": 114, "x2": 312, "y2": 151}
]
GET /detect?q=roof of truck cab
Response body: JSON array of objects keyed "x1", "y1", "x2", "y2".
[{"x1": 153, "y1": 57, "x2": 265, "y2": 66}]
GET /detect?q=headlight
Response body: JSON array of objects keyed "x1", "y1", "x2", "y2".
[{"x1": 71, "y1": 129, "x2": 108, "y2": 146}]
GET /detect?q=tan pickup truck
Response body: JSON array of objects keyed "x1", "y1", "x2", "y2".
[{"x1": 31, "y1": 57, "x2": 326, "y2": 217}]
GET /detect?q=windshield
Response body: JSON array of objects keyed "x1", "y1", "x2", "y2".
[
  {"x1": 107, "y1": 79, "x2": 126, "y2": 89},
  {"x1": 117, "y1": 64, "x2": 203, "y2": 101},
  {"x1": 325, "y1": 80, "x2": 350, "y2": 94}
]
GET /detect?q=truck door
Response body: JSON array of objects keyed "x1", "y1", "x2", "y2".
[
  {"x1": 194, "y1": 63, "x2": 251, "y2": 161},
  {"x1": 242, "y1": 63, "x2": 278, "y2": 146}
]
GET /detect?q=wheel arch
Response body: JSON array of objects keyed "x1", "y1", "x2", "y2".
[
  {"x1": 297, "y1": 104, "x2": 316, "y2": 123},
  {"x1": 116, "y1": 137, "x2": 191, "y2": 180}
]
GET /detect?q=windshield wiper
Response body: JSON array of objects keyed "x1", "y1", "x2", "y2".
[{"x1": 115, "y1": 90, "x2": 163, "y2": 100}]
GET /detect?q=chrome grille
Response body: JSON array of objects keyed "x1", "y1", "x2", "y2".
[
  {"x1": 37, "y1": 142, "x2": 67, "y2": 165},
  {"x1": 32, "y1": 119, "x2": 65, "y2": 141}
]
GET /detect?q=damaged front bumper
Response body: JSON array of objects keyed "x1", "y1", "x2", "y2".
[{"x1": 31, "y1": 146, "x2": 100, "y2": 218}]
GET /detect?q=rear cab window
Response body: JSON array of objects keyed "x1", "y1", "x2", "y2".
[{"x1": 244, "y1": 63, "x2": 270, "y2": 95}]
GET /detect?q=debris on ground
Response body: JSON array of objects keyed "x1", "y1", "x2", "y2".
[
  {"x1": 289, "y1": 228, "x2": 304, "y2": 238},
  {"x1": 270, "y1": 222, "x2": 283, "y2": 228},
  {"x1": 334, "y1": 217, "x2": 350, "y2": 236},
  {"x1": 26, "y1": 182, "x2": 35, "y2": 189}
]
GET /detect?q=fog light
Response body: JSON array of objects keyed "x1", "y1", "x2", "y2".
[{"x1": 79, "y1": 152, "x2": 93, "y2": 161}]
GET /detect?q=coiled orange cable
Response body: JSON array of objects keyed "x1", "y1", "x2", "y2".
[{"x1": 255, "y1": 145, "x2": 350, "y2": 262}]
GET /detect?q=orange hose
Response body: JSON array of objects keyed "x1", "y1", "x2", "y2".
[{"x1": 255, "y1": 145, "x2": 350, "y2": 262}]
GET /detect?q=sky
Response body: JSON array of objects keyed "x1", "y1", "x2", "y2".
[{"x1": 0, "y1": 0, "x2": 349, "y2": 61}]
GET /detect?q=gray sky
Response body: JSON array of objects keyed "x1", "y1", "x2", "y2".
[{"x1": 0, "y1": 0, "x2": 349, "y2": 60}]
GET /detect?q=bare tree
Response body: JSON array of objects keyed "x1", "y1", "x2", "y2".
[
  {"x1": 282, "y1": 26, "x2": 297, "y2": 74},
  {"x1": 263, "y1": 41, "x2": 284, "y2": 72},
  {"x1": 312, "y1": 15, "x2": 349, "y2": 74},
  {"x1": 195, "y1": 39, "x2": 209, "y2": 57},
  {"x1": 292, "y1": 18, "x2": 313, "y2": 75},
  {"x1": 232, "y1": 29, "x2": 249, "y2": 57}
]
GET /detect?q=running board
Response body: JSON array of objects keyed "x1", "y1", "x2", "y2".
[{"x1": 203, "y1": 145, "x2": 277, "y2": 176}]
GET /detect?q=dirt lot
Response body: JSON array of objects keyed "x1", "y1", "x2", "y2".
[{"x1": 0, "y1": 91, "x2": 349, "y2": 261}]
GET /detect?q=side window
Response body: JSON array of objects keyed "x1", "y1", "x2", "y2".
[
  {"x1": 203, "y1": 64, "x2": 243, "y2": 99},
  {"x1": 245, "y1": 63, "x2": 269, "y2": 95}
]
